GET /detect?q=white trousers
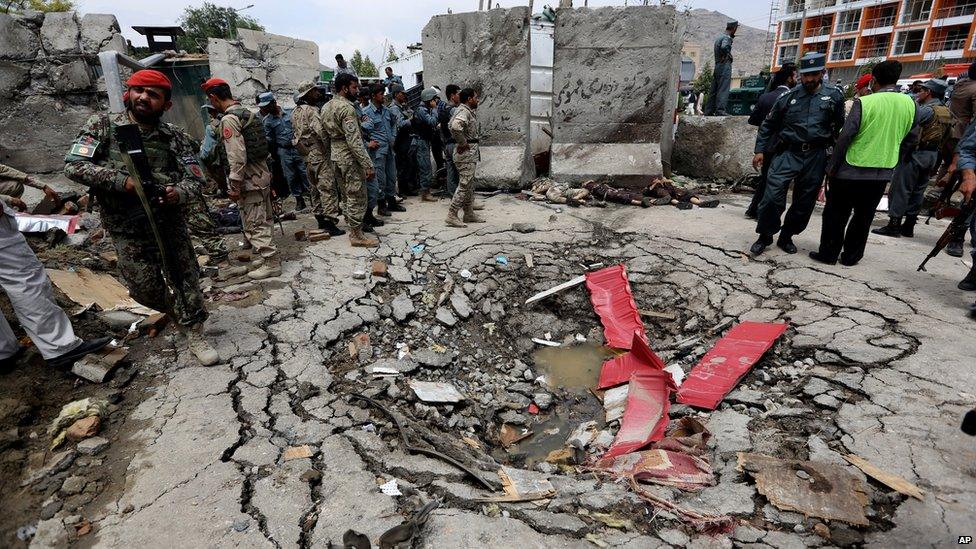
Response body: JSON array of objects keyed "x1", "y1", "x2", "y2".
[{"x1": 0, "y1": 208, "x2": 81, "y2": 360}]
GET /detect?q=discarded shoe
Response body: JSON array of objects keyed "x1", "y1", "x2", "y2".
[
  {"x1": 776, "y1": 236, "x2": 797, "y2": 254},
  {"x1": 47, "y1": 337, "x2": 112, "y2": 369},
  {"x1": 248, "y1": 260, "x2": 282, "y2": 280},
  {"x1": 187, "y1": 325, "x2": 219, "y2": 366}
]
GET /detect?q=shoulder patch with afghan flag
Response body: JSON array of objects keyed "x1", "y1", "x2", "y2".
[{"x1": 69, "y1": 141, "x2": 97, "y2": 158}]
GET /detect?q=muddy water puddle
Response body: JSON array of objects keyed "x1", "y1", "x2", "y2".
[{"x1": 502, "y1": 344, "x2": 615, "y2": 466}]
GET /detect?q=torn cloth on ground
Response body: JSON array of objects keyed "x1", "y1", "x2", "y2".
[
  {"x1": 602, "y1": 370, "x2": 676, "y2": 459},
  {"x1": 737, "y1": 452, "x2": 869, "y2": 526},
  {"x1": 677, "y1": 321, "x2": 787, "y2": 410},
  {"x1": 598, "y1": 331, "x2": 666, "y2": 389},
  {"x1": 585, "y1": 264, "x2": 647, "y2": 350}
]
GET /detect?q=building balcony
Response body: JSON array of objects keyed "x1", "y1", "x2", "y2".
[
  {"x1": 804, "y1": 25, "x2": 834, "y2": 37},
  {"x1": 935, "y1": 2, "x2": 976, "y2": 19},
  {"x1": 859, "y1": 45, "x2": 892, "y2": 58},
  {"x1": 929, "y1": 36, "x2": 968, "y2": 52},
  {"x1": 830, "y1": 49, "x2": 856, "y2": 61},
  {"x1": 862, "y1": 15, "x2": 896, "y2": 29}
]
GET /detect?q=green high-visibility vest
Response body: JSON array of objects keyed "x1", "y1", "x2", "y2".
[{"x1": 845, "y1": 92, "x2": 916, "y2": 169}]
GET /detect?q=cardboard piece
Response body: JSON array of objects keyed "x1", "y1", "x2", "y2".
[{"x1": 47, "y1": 268, "x2": 155, "y2": 316}]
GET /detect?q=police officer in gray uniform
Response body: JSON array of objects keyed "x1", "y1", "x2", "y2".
[
  {"x1": 751, "y1": 52, "x2": 846, "y2": 255},
  {"x1": 704, "y1": 20, "x2": 737, "y2": 116}
]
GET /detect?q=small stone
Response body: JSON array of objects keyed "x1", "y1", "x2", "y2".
[
  {"x1": 232, "y1": 518, "x2": 250, "y2": 532},
  {"x1": 657, "y1": 528, "x2": 690, "y2": 546},
  {"x1": 523, "y1": 369, "x2": 534, "y2": 381},
  {"x1": 813, "y1": 394, "x2": 840, "y2": 409},
  {"x1": 387, "y1": 265, "x2": 413, "y2": 283},
  {"x1": 371, "y1": 260, "x2": 387, "y2": 277},
  {"x1": 533, "y1": 392, "x2": 554, "y2": 410},
  {"x1": 66, "y1": 416, "x2": 100, "y2": 442},
  {"x1": 732, "y1": 525, "x2": 765, "y2": 543},
  {"x1": 435, "y1": 307, "x2": 457, "y2": 327},
  {"x1": 352, "y1": 270, "x2": 367, "y2": 280},
  {"x1": 795, "y1": 469, "x2": 811, "y2": 480},
  {"x1": 511, "y1": 222, "x2": 536, "y2": 233},
  {"x1": 450, "y1": 293, "x2": 473, "y2": 319},
  {"x1": 391, "y1": 293, "x2": 416, "y2": 323},
  {"x1": 60, "y1": 475, "x2": 86, "y2": 495}
]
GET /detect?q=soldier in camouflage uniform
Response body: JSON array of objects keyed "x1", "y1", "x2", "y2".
[
  {"x1": 446, "y1": 88, "x2": 485, "y2": 228},
  {"x1": 1, "y1": 163, "x2": 61, "y2": 211},
  {"x1": 63, "y1": 70, "x2": 219, "y2": 367},
  {"x1": 321, "y1": 72, "x2": 378, "y2": 247},
  {"x1": 203, "y1": 78, "x2": 281, "y2": 280},
  {"x1": 291, "y1": 81, "x2": 345, "y2": 237}
]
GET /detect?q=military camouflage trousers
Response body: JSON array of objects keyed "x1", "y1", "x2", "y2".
[
  {"x1": 332, "y1": 158, "x2": 367, "y2": 229},
  {"x1": 241, "y1": 187, "x2": 277, "y2": 260},
  {"x1": 450, "y1": 161, "x2": 477, "y2": 213},
  {"x1": 110, "y1": 222, "x2": 207, "y2": 327},
  {"x1": 305, "y1": 156, "x2": 341, "y2": 221},
  {"x1": 183, "y1": 192, "x2": 227, "y2": 261}
]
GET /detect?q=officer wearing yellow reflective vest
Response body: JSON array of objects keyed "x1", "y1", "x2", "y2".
[
  {"x1": 873, "y1": 78, "x2": 951, "y2": 238},
  {"x1": 810, "y1": 60, "x2": 920, "y2": 266},
  {"x1": 751, "y1": 53, "x2": 846, "y2": 256}
]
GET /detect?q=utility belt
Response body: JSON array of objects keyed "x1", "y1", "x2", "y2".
[{"x1": 776, "y1": 140, "x2": 829, "y2": 154}]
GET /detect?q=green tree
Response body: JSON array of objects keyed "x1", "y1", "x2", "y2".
[
  {"x1": 177, "y1": 2, "x2": 264, "y2": 52},
  {"x1": 692, "y1": 62, "x2": 713, "y2": 95},
  {"x1": 385, "y1": 45, "x2": 399, "y2": 63},
  {"x1": 1, "y1": 0, "x2": 74, "y2": 12},
  {"x1": 351, "y1": 49, "x2": 379, "y2": 77}
]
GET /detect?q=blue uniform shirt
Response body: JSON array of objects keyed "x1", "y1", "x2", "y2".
[
  {"x1": 361, "y1": 101, "x2": 398, "y2": 153},
  {"x1": 262, "y1": 109, "x2": 298, "y2": 150},
  {"x1": 755, "y1": 83, "x2": 846, "y2": 154},
  {"x1": 957, "y1": 120, "x2": 976, "y2": 170}
]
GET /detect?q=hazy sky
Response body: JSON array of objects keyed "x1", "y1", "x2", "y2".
[{"x1": 78, "y1": 0, "x2": 772, "y2": 65}]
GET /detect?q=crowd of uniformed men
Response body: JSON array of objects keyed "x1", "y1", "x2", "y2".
[{"x1": 0, "y1": 53, "x2": 486, "y2": 369}]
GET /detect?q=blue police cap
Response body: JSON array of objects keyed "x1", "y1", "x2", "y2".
[
  {"x1": 256, "y1": 91, "x2": 275, "y2": 107},
  {"x1": 798, "y1": 53, "x2": 826, "y2": 74}
]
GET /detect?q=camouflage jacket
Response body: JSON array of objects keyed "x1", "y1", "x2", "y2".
[
  {"x1": 449, "y1": 104, "x2": 480, "y2": 164},
  {"x1": 291, "y1": 103, "x2": 330, "y2": 165},
  {"x1": 321, "y1": 95, "x2": 373, "y2": 170},
  {"x1": 64, "y1": 111, "x2": 206, "y2": 233}
]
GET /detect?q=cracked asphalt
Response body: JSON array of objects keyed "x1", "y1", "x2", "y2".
[{"x1": 25, "y1": 193, "x2": 976, "y2": 548}]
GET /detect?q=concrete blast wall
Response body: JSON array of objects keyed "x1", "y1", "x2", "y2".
[
  {"x1": 0, "y1": 11, "x2": 125, "y2": 173},
  {"x1": 550, "y1": 6, "x2": 683, "y2": 187},
  {"x1": 209, "y1": 28, "x2": 320, "y2": 109},
  {"x1": 673, "y1": 115, "x2": 756, "y2": 181},
  {"x1": 423, "y1": 8, "x2": 535, "y2": 188}
]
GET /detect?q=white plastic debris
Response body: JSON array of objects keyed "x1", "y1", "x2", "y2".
[
  {"x1": 532, "y1": 338, "x2": 561, "y2": 347},
  {"x1": 664, "y1": 364, "x2": 685, "y2": 387},
  {"x1": 409, "y1": 380, "x2": 465, "y2": 403},
  {"x1": 380, "y1": 479, "x2": 402, "y2": 496},
  {"x1": 575, "y1": 333, "x2": 586, "y2": 342},
  {"x1": 459, "y1": 269, "x2": 472, "y2": 278}
]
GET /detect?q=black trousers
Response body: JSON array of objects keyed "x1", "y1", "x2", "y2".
[
  {"x1": 756, "y1": 149, "x2": 826, "y2": 238},
  {"x1": 746, "y1": 151, "x2": 774, "y2": 216},
  {"x1": 816, "y1": 178, "x2": 887, "y2": 265}
]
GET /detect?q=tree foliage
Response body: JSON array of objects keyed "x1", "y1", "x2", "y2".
[
  {"x1": 692, "y1": 62, "x2": 713, "y2": 95},
  {"x1": 385, "y1": 45, "x2": 399, "y2": 63},
  {"x1": 351, "y1": 49, "x2": 379, "y2": 77},
  {"x1": 177, "y1": 2, "x2": 264, "y2": 52},
  {"x1": 1, "y1": 0, "x2": 74, "y2": 13}
]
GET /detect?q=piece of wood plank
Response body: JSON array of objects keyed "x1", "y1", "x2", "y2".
[
  {"x1": 843, "y1": 454, "x2": 925, "y2": 500},
  {"x1": 524, "y1": 275, "x2": 586, "y2": 305}
]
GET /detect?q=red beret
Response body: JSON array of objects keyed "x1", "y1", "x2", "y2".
[
  {"x1": 201, "y1": 77, "x2": 229, "y2": 92},
  {"x1": 126, "y1": 69, "x2": 172, "y2": 90},
  {"x1": 856, "y1": 74, "x2": 873, "y2": 90}
]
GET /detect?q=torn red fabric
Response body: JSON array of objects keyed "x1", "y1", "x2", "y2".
[
  {"x1": 602, "y1": 370, "x2": 677, "y2": 459},
  {"x1": 585, "y1": 265, "x2": 647, "y2": 350},
  {"x1": 677, "y1": 321, "x2": 788, "y2": 410},
  {"x1": 591, "y1": 449, "x2": 715, "y2": 491},
  {"x1": 598, "y1": 331, "x2": 667, "y2": 389}
]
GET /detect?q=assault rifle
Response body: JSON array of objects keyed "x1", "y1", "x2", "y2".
[
  {"x1": 918, "y1": 194, "x2": 976, "y2": 272},
  {"x1": 114, "y1": 124, "x2": 185, "y2": 308},
  {"x1": 926, "y1": 171, "x2": 962, "y2": 224}
]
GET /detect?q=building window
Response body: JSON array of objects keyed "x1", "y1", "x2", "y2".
[
  {"x1": 830, "y1": 37, "x2": 857, "y2": 60},
  {"x1": 936, "y1": 1, "x2": 976, "y2": 19},
  {"x1": 893, "y1": 29, "x2": 926, "y2": 54},
  {"x1": 835, "y1": 10, "x2": 861, "y2": 33},
  {"x1": 778, "y1": 44, "x2": 799, "y2": 65},
  {"x1": 810, "y1": 0, "x2": 838, "y2": 8},
  {"x1": 859, "y1": 35, "x2": 892, "y2": 58},
  {"x1": 786, "y1": 0, "x2": 804, "y2": 14},
  {"x1": 930, "y1": 24, "x2": 971, "y2": 51},
  {"x1": 864, "y1": 4, "x2": 898, "y2": 28},
  {"x1": 901, "y1": 0, "x2": 933, "y2": 23},
  {"x1": 781, "y1": 20, "x2": 801, "y2": 40}
]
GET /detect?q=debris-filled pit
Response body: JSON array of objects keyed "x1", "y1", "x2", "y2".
[{"x1": 304, "y1": 225, "x2": 921, "y2": 545}]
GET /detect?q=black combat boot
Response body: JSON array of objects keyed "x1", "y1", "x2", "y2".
[
  {"x1": 295, "y1": 195, "x2": 308, "y2": 212},
  {"x1": 900, "y1": 215, "x2": 917, "y2": 237},
  {"x1": 946, "y1": 237, "x2": 965, "y2": 257},
  {"x1": 315, "y1": 214, "x2": 328, "y2": 230},
  {"x1": 750, "y1": 234, "x2": 773, "y2": 256},
  {"x1": 364, "y1": 208, "x2": 384, "y2": 228},
  {"x1": 387, "y1": 197, "x2": 406, "y2": 213},
  {"x1": 776, "y1": 234, "x2": 797, "y2": 254},
  {"x1": 871, "y1": 216, "x2": 902, "y2": 237},
  {"x1": 315, "y1": 215, "x2": 346, "y2": 236},
  {"x1": 959, "y1": 264, "x2": 976, "y2": 291}
]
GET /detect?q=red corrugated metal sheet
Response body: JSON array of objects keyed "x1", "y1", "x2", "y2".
[
  {"x1": 602, "y1": 370, "x2": 677, "y2": 459},
  {"x1": 585, "y1": 264, "x2": 647, "y2": 350},
  {"x1": 677, "y1": 321, "x2": 788, "y2": 410},
  {"x1": 598, "y1": 331, "x2": 667, "y2": 389}
]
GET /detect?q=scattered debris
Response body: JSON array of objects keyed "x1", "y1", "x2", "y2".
[
  {"x1": 737, "y1": 452, "x2": 869, "y2": 526},
  {"x1": 602, "y1": 370, "x2": 677, "y2": 459},
  {"x1": 378, "y1": 499, "x2": 440, "y2": 549},
  {"x1": 409, "y1": 380, "x2": 464, "y2": 403},
  {"x1": 524, "y1": 253, "x2": 534, "y2": 268},
  {"x1": 76, "y1": 436, "x2": 110, "y2": 455},
  {"x1": 49, "y1": 398, "x2": 107, "y2": 448},
  {"x1": 500, "y1": 424, "x2": 533, "y2": 448},
  {"x1": 511, "y1": 222, "x2": 536, "y2": 233},
  {"x1": 592, "y1": 449, "x2": 714, "y2": 491},
  {"x1": 524, "y1": 275, "x2": 586, "y2": 305},
  {"x1": 598, "y1": 332, "x2": 666, "y2": 389},
  {"x1": 678, "y1": 322, "x2": 788, "y2": 410},
  {"x1": 495, "y1": 255, "x2": 508, "y2": 266},
  {"x1": 843, "y1": 454, "x2": 925, "y2": 500},
  {"x1": 379, "y1": 478, "x2": 402, "y2": 496},
  {"x1": 371, "y1": 260, "x2": 388, "y2": 277},
  {"x1": 602, "y1": 385, "x2": 629, "y2": 422},
  {"x1": 638, "y1": 309, "x2": 677, "y2": 321},
  {"x1": 282, "y1": 445, "x2": 313, "y2": 461},
  {"x1": 65, "y1": 416, "x2": 100, "y2": 442},
  {"x1": 531, "y1": 338, "x2": 561, "y2": 347},
  {"x1": 308, "y1": 231, "x2": 330, "y2": 242},
  {"x1": 566, "y1": 421, "x2": 599, "y2": 449},
  {"x1": 71, "y1": 345, "x2": 128, "y2": 383},
  {"x1": 484, "y1": 466, "x2": 555, "y2": 502},
  {"x1": 590, "y1": 512, "x2": 633, "y2": 530},
  {"x1": 47, "y1": 268, "x2": 155, "y2": 315},
  {"x1": 585, "y1": 265, "x2": 647, "y2": 350}
]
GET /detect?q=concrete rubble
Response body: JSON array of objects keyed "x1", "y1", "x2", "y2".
[{"x1": 673, "y1": 115, "x2": 758, "y2": 182}]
